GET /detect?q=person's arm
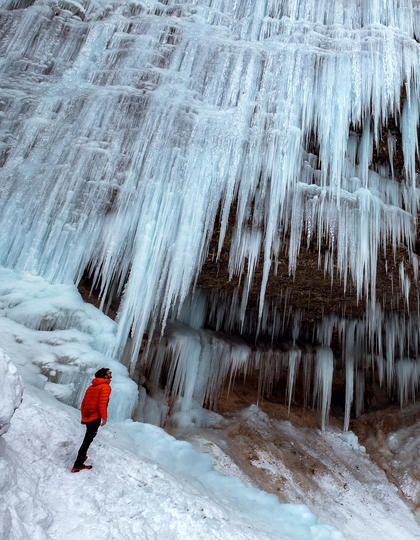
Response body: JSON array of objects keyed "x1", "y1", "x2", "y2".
[
  {"x1": 80, "y1": 393, "x2": 87, "y2": 421},
  {"x1": 99, "y1": 385, "x2": 111, "y2": 425}
]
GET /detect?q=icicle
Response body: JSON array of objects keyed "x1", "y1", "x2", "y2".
[
  {"x1": 313, "y1": 347, "x2": 334, "y2": 431},
  {"x1": 357, "y1": 122, "x2": 372, "y2": 188},
  {"x1": 396, "y1": 359, "x2": 419, "y2": 406},
  {"x1": 401, "y1": 95, "x2": 419, "y2": 190},
  {"x1": 302, "y1": 352, "x2": 313, "y2": 409},
  {"x1": 399, "y1": 261, "x2": 411, "y2": 308},
  {"x1": 0, "y1": 0, "x2": 419, "y2": 424},
  {"x1": 355, "y1": 370, "x2": 365, "y2": 418},
  {"x1": 286, "y1": 349, "x2": 301, "y2": 414},
  {"x1": 376, "y1": 355, "x2": 384, "y2": 388},
  {"x1": 411, "y1": 253, "x2": 419, "y2": 283},
  {"x1": 344, "y1": 357, "x2": 354, "y2": 432},
  {"x1": 387, "y1": 134, "x2": 396, "y2": 180}
]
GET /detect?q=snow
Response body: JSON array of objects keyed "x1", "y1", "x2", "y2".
[
  {"x1": 0, "y1": 267, "x2": 139, "y2": 422},
  {"x1": 0, "y1": 268, "x2": 344, "y2": 539},
  {"x1": 2, "y1": 386, "x2": 341, "y2": 540},
  {"x1": 0, "y1": 350, "x2": 23, "y2": 436},
  {"x1": 176, "y1": 405, "x2": 420, "y2": 540},
  {"x1": 369, "y1": 414, "x2": 420, "y2": 507}
]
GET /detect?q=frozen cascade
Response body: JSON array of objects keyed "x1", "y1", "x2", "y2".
[
  {"x1": 137, "y1": 319, "x2": 251, "y2": 426},
  {"x1": 145, "y1": 289, "x2": 419, "y2": 429},
  {"x1": 0, "y1": 1, "x2": 420, "y2": 426}
]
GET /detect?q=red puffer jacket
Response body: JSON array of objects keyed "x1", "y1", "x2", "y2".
[{"x1": 80, "y1": 378, "x2": 111, "y2": 423}]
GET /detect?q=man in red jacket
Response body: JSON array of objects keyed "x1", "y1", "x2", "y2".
[{"x1": 71, "y1": 368, "x2": 112, "y2": 472}]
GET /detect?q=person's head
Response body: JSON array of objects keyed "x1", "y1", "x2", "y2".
[{"x1": 95, "y1": 367, "x2": 112, "y2": 379}]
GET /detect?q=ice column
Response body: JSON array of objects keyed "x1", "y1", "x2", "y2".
[{"x1": 313, "y1": 347, "x2": 334, "y2": 431}]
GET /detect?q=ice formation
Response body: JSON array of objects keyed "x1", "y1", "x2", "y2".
[
  {"x1": 0, "y1": 350, "x2": 23, "y2": 436},
  {"x1": 139, "y1": 292, "x2": 420, "y2": 429},
  {"x1": 0, "y1": 0, "x2": 419, "y2": 426},
  {"x1": 0, "y1": 267, "x2": 139, "y2": 421}
]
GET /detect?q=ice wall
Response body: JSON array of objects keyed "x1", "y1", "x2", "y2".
[{"x1": 0, "y1": 1, "x2": 419, "y2": 424}]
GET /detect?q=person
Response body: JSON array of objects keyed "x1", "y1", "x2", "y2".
[{"x1": 71, "y1": 368, "x2": 112, "y2": 472}]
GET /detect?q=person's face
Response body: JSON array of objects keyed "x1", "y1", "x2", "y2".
[{"x1": 105, "y1": 370, "x2": 112, "y2": 379}]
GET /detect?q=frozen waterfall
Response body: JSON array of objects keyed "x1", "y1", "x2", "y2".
[{"x1": 0, "y1": 0, "x2": 419, "y2": 428}]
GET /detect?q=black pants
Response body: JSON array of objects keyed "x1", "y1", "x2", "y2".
[{"x1": 74, "y1": 418, "x2": 101, "y2": 467}]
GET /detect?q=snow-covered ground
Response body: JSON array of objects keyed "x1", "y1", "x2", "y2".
[
  {"x1": 178, "y1": 406, "x2": 420, "y2": 540},
  {"x1": 3, "y1": 382, "x2": 342, "y2": 540},
  {"x1": 0, "y1": 267, "x2": 418, "y2": 539}
]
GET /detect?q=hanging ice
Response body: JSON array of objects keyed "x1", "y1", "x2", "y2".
[{"x1": 0, "y1": 0, "x2": 419, "y2": 427}]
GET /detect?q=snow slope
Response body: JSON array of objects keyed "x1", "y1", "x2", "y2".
[
  {"x1": 1, "y1": 381, "x2": 346, "y2": 539},
  {"x1": 179, "y1": 406, "x2": 420, "y2": 540}
]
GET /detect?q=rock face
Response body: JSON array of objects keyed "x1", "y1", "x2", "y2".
[
  {"x1": 0, "y1": 350, "x2": 23, "y2": 436},
  {"x1": 198, "y1": 214, "x2": 417, "y2": 325}
]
